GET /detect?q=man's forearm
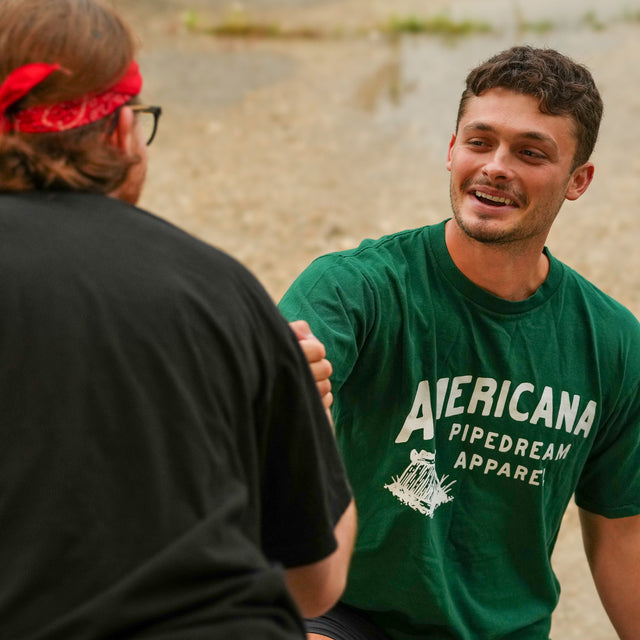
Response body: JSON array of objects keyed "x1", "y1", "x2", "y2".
[
  {"x1": 580, "y1": 508, "x2": 640, "y2": 639},
  {"x1": 285, "y1": 499, "x2": 357, "y2": 618}
]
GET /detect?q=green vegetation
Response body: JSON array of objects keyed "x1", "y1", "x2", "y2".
[
  {"x1": 184, "y1": 7, "x2": 323, "y2": 39},
  {"x1": 622, "y1": 8, "x2": 640, "y2": 22},
  {"x1": 183, "y1": 9, "x2": 199, "y2": 32},
  {"x1": 184, "y1": 10, "x2": 494, "y2": 40},
  {"x1": 512, "y1": 5, "x2": 555, "y2": 36},
  {"x1": 581, "y1": 11, "x2": 606, "y2": 31},
  {"x1": 382, "y1": 14, "x2": 492, "y2": 37},
  {"x1": 183, "y1": 7, "x2": 640, "y2": 40},
  {"x1": 517, "y1": 19, "x2": 555, "y2": 35},
  {"x1": 208, "y1": 20, "x2": 283, "y2": 38}
]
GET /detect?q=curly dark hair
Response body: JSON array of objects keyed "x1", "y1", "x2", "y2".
[{"x1": 456, "y1": 46, "x2": 603, "y2": 169}]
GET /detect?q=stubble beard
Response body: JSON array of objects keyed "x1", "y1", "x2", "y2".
[
  {"x1": 449, "y1": 185, "x2": 517, "y2": 245},
  {"x1": 448, "y1": 178, "x2": 560, "y2": 247}
]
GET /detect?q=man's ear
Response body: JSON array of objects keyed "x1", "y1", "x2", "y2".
[
  {"x1": 446, "y1": 133, "x2": 456, "y2": 172},
  {"x1": 565, "y1": 162, "x2": 595, "y2": 201},
  {"x1": 107, "y1": 106, "x2": 135, "y2": 154}
]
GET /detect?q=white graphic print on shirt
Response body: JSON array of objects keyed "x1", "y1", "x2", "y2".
[
  {"x1": 385, "y1": 449, "x2": 455, "y2": 518},
  {"x1": 385, "y1": 376, "x2": 597, "y2": 517}
]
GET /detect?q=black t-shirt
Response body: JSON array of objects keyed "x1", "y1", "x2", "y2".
[{"x1": 0, "y1": 192, "x2": 352, "y2": 639}]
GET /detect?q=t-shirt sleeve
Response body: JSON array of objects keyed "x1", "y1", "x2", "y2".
[
  {"x1": 251, "y1": 276, "x2": 353, "y2": 568},
  {"x1": 574, "y1": 313, "x2": 640, "y2": 518},
  {"x1": 278, "y1": 255, "x2": 377, "y2": 393}
]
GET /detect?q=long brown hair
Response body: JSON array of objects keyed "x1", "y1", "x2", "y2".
[{"x1": 0, "y1": 0, "x2": 140, "y2": 192}]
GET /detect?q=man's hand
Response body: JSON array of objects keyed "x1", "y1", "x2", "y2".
[{"x1": 289, "y1": 320, "x2": 333, "y2": 415}]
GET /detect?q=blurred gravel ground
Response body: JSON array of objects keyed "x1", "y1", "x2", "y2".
[{"x1": 114, "y1": 1, "x2": 640, "y2": 637}]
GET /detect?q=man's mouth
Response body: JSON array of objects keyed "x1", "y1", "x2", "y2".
[{"x1": 474, "y1": 190, "x2": 516, "y2": 207}]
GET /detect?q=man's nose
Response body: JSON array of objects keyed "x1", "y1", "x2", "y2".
[{"x1": 481, "y1": 147, "x2": 514, "y2": 182}]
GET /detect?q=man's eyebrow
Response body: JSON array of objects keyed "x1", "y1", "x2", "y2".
[
  {"x1": 462, "y1": 122, "x2": 494, "y2": 133},
  {"x1": 462, "y1": 121, "x2": 558, "y2": 148}
]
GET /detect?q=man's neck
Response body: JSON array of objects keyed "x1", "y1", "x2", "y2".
[{"x1": 444, "y1": 219, "x2": 550, "y2": 302}]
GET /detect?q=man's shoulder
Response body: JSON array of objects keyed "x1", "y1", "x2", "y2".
[
  {"x1": 348, "y1": 223, "x2": 436, "y2": 257},
  {"x1": 281, "y1": 224, "x2": 444, "y2": 312},
  {"x1": 0, "y1": 190, "x2": 266, "y2": 298},
  {"x1": 307, "y1": 223, "x2": 438, "y2": 274},
  {"x1": 558, "y1": 258, "x2": 640, "y2": 334}
]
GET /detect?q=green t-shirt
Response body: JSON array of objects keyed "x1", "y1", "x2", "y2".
[{"x1": 279, "y1": 220, "x2": 640, "y2": 640}]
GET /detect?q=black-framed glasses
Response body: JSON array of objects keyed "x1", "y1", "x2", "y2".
[{"x1": 130, "y1": 104, "x2": 162, "y2": 145}]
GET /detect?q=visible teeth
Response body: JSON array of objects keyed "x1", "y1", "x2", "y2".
[{"x1": 475, "y1": 191, "x2": 514, "y2": 206}]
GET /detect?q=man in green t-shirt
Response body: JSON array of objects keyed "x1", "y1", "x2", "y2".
[{"x1": 280, "y1": 46, "x2": 640, "y2": 640}]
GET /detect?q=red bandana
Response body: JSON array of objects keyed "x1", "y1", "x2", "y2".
[{"x1": 0, "y1": 60, "x2": 142, "y2": 134}]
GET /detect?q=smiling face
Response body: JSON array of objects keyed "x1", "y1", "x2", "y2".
[{"x1": 447, "y1": 88, "x2": 594, "y2": 247}]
